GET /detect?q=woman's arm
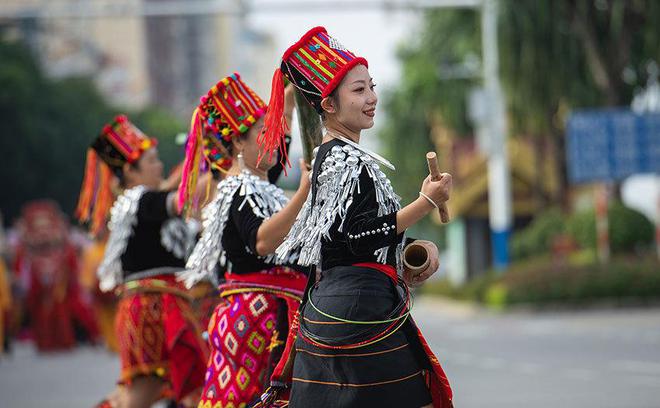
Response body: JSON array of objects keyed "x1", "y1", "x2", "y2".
[
  {"x1": 396, "y1": 173, "x2": 452, "y2": 233},
  {"x1": 255, "y1": 159, "x2": 310, "y2": 256}
]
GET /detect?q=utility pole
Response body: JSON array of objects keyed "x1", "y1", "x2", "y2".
[{"x1": 481, "y1": 0, "x2": 512, "y2": 270}]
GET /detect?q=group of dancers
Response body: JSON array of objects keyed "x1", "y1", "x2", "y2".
[{"x1": 76, "y1": 26, "x2": 454, "y2": 408}]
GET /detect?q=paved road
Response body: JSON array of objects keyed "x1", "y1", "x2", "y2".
[
  {"x1": 1, "y1": 298, "x2": 659, "y2": 407},
  {"x1": 414, "y1": 298, "x2": 660, "y2": 408}
]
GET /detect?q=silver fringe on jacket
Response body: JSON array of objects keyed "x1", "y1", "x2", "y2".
[
  {"x1": 179, "y1": 171, "x2": 290, "y2": 288},
  {"x1": 97, "y1": 185, "x2": 146, "y2": 292},
  {"x1": 276, "y1": 143, "x2": 404, "y2": 270}
]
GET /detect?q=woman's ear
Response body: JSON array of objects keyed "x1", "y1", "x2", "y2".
[
  {"x1": 122, "y1": 162, "x2": 134, "y2": 183},
  {"x1": 231, "y1": 136, "x2": 244, "y2": 154},
  {"x1": 320, "y1": 96, "x2": 336, "y2": 114}
]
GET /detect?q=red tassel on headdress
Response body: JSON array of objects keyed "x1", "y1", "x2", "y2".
[
  {"x1": 89, "y1": 164, "x2": 113, "y2": 236},
  {"x1": 76, "y1": 149, "x2": 114, "y2": 237},
  {"x1": 178, "y1": 107, "x2": 205, "y2": 217},
  {"x1": 258, "y1": 68, "x2": 290, "y2": 170}
]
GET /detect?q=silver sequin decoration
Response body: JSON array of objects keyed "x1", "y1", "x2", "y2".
[
  {"x1": 160, "y1": 218, "x2": 197, "y2": 260},
  {"x1": 328, "y1": 36, "x2": 348, "y2": 52},
  {"x1": 179, "y1": 171, "x2": 290, "y2": 288},
  {"x1": 97, "y1": 185, "x2": 146, "y2": 292},
  {"x1": 276, "y1": 144, "x2": 404, "y2": 271}
]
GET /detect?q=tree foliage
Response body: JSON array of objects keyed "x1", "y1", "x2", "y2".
[
  {"x1": 378, "y1": 10, "x2": 480, "y2": 244},
  {"x1": 0, "y1": 39, "x2": 185, "y2": 225},
  {"x1": 380, "y1": 0, "x2": 660, "y2": 217}
]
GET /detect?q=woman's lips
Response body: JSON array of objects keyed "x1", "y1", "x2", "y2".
[{"x1": 363, "y1": 109, "x2": 375, "y2": 118}]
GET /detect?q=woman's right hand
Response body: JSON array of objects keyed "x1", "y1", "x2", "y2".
[{"x1": 419, "y1": 173, "x2": 452, "y2": 211}]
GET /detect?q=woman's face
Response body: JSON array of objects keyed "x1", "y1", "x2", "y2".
[
  {"x1": 233, "y1": 116, "x2": 275, "y2": 172},
  {"x1": 125, "y1": 147, "x2": 164, "y2": 189},
  {"x1": 323, "y1": 64, "x2": 377, "y2": 131}
]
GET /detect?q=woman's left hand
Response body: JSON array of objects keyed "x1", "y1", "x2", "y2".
[{"x1": 405, "y1": 240, "x2": 440, "y2": 287}]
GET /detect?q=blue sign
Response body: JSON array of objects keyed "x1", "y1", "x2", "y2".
[{"x1": 567, "y1": 109, "x2": 660, "y2": 184}]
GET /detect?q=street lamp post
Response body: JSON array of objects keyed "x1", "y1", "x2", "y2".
[{"x1": 481, "y1": 0, "x2": 512, "y2": 270}]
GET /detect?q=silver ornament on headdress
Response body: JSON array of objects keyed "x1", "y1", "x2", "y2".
[{"x1": 328, "y1": 36, "x2": 348, "y2": 52}]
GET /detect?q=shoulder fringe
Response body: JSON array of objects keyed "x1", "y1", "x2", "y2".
[
  {"x1": 179, "y1": 171, "x2": 290, "y2": 288},
  {"x1": 276, "y1": 143, "x2": 402, "y2": 268},
  {"x1": 97, "y1": 185, "x2": 146, "y2": 292}
]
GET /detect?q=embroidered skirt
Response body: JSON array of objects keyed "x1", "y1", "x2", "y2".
[
  {"x1": 289, "y1": 266, "x2": 451, "y2": 408},
  {"x1": 198, "y1": 267, "x2": 305, "y2": 408},
  {"x1": 116, "y1": 275, "x2": 208, "y2": 401}
]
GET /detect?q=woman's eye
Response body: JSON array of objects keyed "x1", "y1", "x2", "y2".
[
  {"x1": 354, "y1": 87, "x2": 364, "y2": 93},
  {"x1": 370, "y1": 84, "x2": 377, "y2": 90}
]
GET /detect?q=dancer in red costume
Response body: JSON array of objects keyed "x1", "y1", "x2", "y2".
[
  {"x1": 76, "y1": 115, "x2": 208, "y2": 408},
  {"x1": 178, "y1": 73, "x2": 310, "y2": 408},
  {"x1": 13, "y1": 200, "x2": 99, "y2": 352}
]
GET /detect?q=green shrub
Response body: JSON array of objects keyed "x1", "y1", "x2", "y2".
[
  {"x1": 511, "y1": 208, "x2": 565, "y2": 260},
  {"x1": 422, "y1": 256, "x2": 660, "y2": 307},
  {"x1": 566, "y1": 202, "x2": 654, "y2": 253},
  {"x1": 498, "y1": 257, "x2": 660, "y2": 305}
]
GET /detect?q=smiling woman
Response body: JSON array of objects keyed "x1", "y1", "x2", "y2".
[{"x1": 256, "y1": 26, "x2": 454, "y2": 408}]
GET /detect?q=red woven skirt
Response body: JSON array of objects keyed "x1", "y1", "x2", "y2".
[
  {"x1": 115, "y1": 276, "x2": 208, "y2": 401},
  {"x1": 198, "y1": 267, "x2": 305, "y2": 408}
]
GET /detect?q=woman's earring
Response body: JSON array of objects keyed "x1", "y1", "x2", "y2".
[{"x1": 237, "y1": 150, "x2": 245, "y2": 171}]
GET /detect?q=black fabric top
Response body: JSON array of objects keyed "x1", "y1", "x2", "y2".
[
  {"x1": 121, "y1": 191, "x2": 187, "y2": 277},
  {"x1": 219, "y1": 133, "x2": 304, "y2": 275},
  {"x1": 314, "y1": 139, "x2": 405, "y2": 271},
  {"x1": 221, "y1": 188, "x2": 306, "y2": 275}
]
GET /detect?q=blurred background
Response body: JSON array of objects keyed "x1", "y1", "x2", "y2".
[{"x1": 0, "y1": 0, "x2": 659, "y2": 407}]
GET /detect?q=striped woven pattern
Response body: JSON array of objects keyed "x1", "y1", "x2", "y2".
[
  {"x1": 101, "y1": 115, "x2": 156, "y2": 164},
  {"x1": 282, "y1": 26, "x2": 368, "y2": 98},
  {"x1": 199, "y1": 73, "x2": 266, "y2": 171},
  {"x1": 203, "y1": 73, "x2": 266, "y2": 141}
]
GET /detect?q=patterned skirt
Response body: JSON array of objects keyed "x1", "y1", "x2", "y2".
[
  {"x1": 116, "y1": 275, "x2": 208, "y2": 401},
  {"x1": 289, "y1": 265, "x2": 452, "y2": 408},
  {"x1": 198, "y1": 268, "x2": 306, "y2": 408}
]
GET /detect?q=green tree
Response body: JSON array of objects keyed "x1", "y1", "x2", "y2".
[
  {"x1": 379, "y1": 9, "x2": 480, "y2": 244},
  {"x1": 499, "y1": 0, "x2": 660, "y2": 202},
  {"x1": 380, "y1": 0, "x2": 660, "y2": 217},
  {"x1": 0, "y1": 39, "x2": 185, "y2": 225}
]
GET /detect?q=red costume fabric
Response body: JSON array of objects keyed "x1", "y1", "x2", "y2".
[
  {"x1": 116, "y1": 275, "x2": 208, "y2": 401},
  {"x1": 14, "y1": 201, "x2": 99, "y2": 351},
  {"x1": 198, "y1": 267, "x2": 305, "y2": 408}
]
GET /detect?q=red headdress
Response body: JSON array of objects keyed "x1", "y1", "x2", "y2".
[
  {"x1": 76, "y1": 115, "x2": 157, "y2": 236},
  {"x1": 259, "y1": 26, "x2": 368, "y2": 165}
]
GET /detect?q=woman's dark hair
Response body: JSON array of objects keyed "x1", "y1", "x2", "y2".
[
  {"x1": 116, "y1": 161, "x2": 140, "y2": 188},
  {"x1": 218, "y1": 130, "x2": 250, "y2": 158},
  {"x1": 211, "y1": 168, "x2": 223, "y2": 181},
  {"x1": 281, "y1": 60, "x2": 340, "y2": 120}
]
